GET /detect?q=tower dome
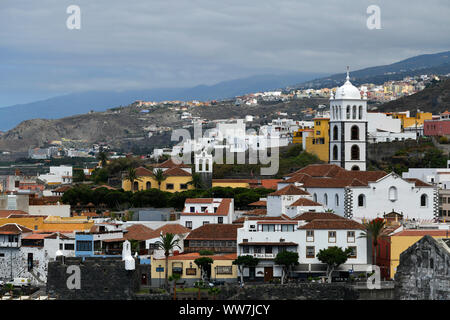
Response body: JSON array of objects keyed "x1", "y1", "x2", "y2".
[{"x1": 334, "y1": 68, "x2": 361, "y2": 100}]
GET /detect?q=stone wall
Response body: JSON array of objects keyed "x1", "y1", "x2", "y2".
[
  {"x1": 394, "y1": 235, "x2": 450, "y2": 300},
  {"x1": 216, "y1": 283, "x2": 359, "y2": 300},
  {"x1": 46, "y1": 256, "x2": 148, "y2": 300}
]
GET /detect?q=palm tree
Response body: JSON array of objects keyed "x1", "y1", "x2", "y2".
[
  {"x1": 188, "y1": 173, "x2": 204, "y2": 189},
  {"x1": 97, "y1": 151, "x2": 108, "y2": 167},
  {"x1": 125, "y1": 167, "x2": 141, "y2": 191},
  {"x1": 154, "y1": 168, "x2": 166, "y2": 190},
  {"x1": 154, "y1": 233, "x2": 181, "y2": 290},
  {"x1": 359, "y1": 218, "x2": 386, "y2": 266},
  {"x1": 168, "y1": 273, "x2": 181, "y2": 300}
]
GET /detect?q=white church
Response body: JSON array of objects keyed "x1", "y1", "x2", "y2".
[{"x1": 272, "y1": 70, "x2": 438, "y2": 222}]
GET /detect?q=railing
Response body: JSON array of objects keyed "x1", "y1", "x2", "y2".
[{"x1": 247, "y1": 253, "x2": 275, "y2": 259}]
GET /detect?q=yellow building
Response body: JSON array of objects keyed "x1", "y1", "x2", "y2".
[
  {"x1": 305, "y1": 118, "x2": 330, "y2": 162},
  {"x1": 122, "y1": 160, "x2": 194, "y2": 193},
  {"x1": 293, "y1": 128, "x2": 313, "y2": 145},
  {"x1": 0, "y1": 215, "x2": 94, "y2": 232},
  {"x1": 388, "y1": 229, "x2": 449, "y2": 278},
  {"x1": 150, "y1": 252, "x2": 237, "y2": 286},
  {"x1": 389, "y1": 111, "x2": 432, "y2": 130},
  {"x1": 212, "y1": 179, "x2": 251, "y2": 189}
]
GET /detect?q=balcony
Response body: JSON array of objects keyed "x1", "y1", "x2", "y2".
[{"x1": 246, "y1": 253, "x2": 275, "y2": 259}]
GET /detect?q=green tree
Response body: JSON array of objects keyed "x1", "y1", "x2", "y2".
[
  {"x1": 154, "y1": 168, "x2": 167, "y2": 190},
  {"x1": 208, "y1": 286, "x2": 221, "y2": 300},
  {"x1": 154, "y1": 233, "x2": 181, "y2": 290},
  {"x1": 359, "y1": 218, "x2": 386, "y2": 266},
  {"x1": 92, "y1": 168, "x2": 109, "y2": 185},
  {"x1": 316, "y1": 246, "x2": 352, "y2": 283},
  {"x1": 232, "y1": 255, "x2": 259, "y2": 285},
  {"x1": 274, "y1": 251, "x2": 299, "y2": 284},
  {"x1": 125, "y1": 167, "x2": 141, "y2": 191},
  {"x1": 188, "y1": 173, "x2": 204, "y2": 189},
  {"x1": 168, "y1": 273, "x2": 181, "y2": 300},
  {"x1": 194, "y1": 257, "x2": 214, "y2": 282},
  {"x1": 97, "y1": 151, "x2": 108, "y2": 167},
  {"x1": 73, "y1": 169, "x2": 86, "y2": 182}
]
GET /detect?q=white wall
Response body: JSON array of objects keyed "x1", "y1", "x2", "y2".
[
  {"x1": 349, "y1": 174, "x2": 436, "y2": 220},
  {"x1": 28, "y1": 205, "x2": 71, "y2": 217}
]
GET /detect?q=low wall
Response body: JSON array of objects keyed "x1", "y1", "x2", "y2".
[{"x1": 217, "y1": 283, "x2": 359, "y2": 300}]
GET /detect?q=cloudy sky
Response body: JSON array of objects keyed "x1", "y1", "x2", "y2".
[{"x1": 1, "y1": 0, "x2": 449, "y2": 107}]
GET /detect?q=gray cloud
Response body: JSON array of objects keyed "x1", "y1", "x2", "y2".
[{"x1": 0, "y1": 0, "x2": 449, "y2": 105}]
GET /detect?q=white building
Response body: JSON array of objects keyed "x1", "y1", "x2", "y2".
[
  {"x1": 329, "y1": 69, "x2": 368, "y2": 171},
  {"x1": 280, "y1": 164, "x2": 437, "y2": 221},
  {"x1": 402, "y1": 167, "x2": 450, "y2": 189},
  {"x1": 266, "y1": 185, "x2": 313, "y2": 216},
  {"x1": 180, "y1": 198, "x2": 235, "y2": 230},
  {"x1": 38, "y1": 166, "x2": 73, "y2": 185},
  {"x1": 236, "y1": 212, "x2": 370, "y2": 281}
]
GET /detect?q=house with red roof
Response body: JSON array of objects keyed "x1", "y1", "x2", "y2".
[
  {"x1": 180, "y1": 198, "x2": 235, "y2": 230},
  {"x1": 236, "y1": 212, "x2": 371, "y2": 282}
]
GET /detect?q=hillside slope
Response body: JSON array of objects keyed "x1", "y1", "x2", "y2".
[{"x1": 374, "y1": 77, "x2": 450, "y2": 114}]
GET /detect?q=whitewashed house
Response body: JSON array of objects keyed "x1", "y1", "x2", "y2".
[
  {"x1": 236, "y1": 212, "x2": 370, "y2": 282},
  {"x1": 180, "y1": 198, "x2": 235, "y2": 230}
]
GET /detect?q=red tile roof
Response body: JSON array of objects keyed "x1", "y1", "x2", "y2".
[
  {"x1": 233, "y1": 215, "x2": 291, "y2": 223},
  {"x1": 162, "y1": 166, "x2": 191, "y2": 177},
  {"x1": 150, "y1": 224, "x2": 191, "y2": 238},
  {"x1": 155, "y1": 159, "x2": 191, "y2": 168},
  {"x1": 292, "y1": 211, "x2": 347, "y2": 221},
  {"x1": 0, "y1": 210, "x2": 29, "y2": 218},
  {"x1": 285, "y1": 164, "x2": 388, "y2": 188},
  {"x1": 135, "y1": 166, "x2": 154, "y2": 176},
  {"x1": 125, "y1": 224, "x2": 155, "y2": 241},
  {"x1": 288, "y1": 198, "x2": 323, "y2": 207},
  {"x1": 393, "y1": 230, "x2": 450, "y2": 237},
  {"x1": 186, "y1": 224, "x2": 241, "y2": 240},
  {"x1": 298, "y1": 219, "x2": 365, "y2": 230},
  {"x1": 242, "y1": 209, "x2": 267, "y2": 216},
  {"x1": 269, "y1": 185, "x2": 310, "y2": 196},
  {"x1": 185, "y1": 198, "x2": 214, "y2": 204},
  {"x1": 403, "y1": 178, "x2": 433, "y2": 187},
  {"x1": 248, "y1": 200, "x2": 267, "y2": 207},
  {"x1": 0, "y1": 223, "x2": 33, "y2": 235}
]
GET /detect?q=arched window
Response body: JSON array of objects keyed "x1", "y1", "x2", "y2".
[
  {"x1": 333, "y1": 145, "x2": 338, "y2": 160},
  {"x1": 351, "y1": 125, "x2": 359, "y2": 140},
  {"x1": 420, "y1": 194, "x2": 428, "y2": 207},
  {"x1": 333, "y1": 126, "x2": 338, "y2": 141},
  {"x1": 313, "y1": 193, "x2": 317, "y2": 202},
  {"x1": 351, "y1": 165, "x2": 360, "y2": 171},
  {"x1": 389, "y1": 187, "x2": 398, "y2": 201},
  {"x1": 351, "y1": 145, "x2": 360, "y2": 160},
  {"x1": 346, "y1": 106, "x2": 350, "y2": 119},
  {"x1": 146, "y1": 181, "x2": 151, "y2": 190},
  {"x1": 358, "y1": 194, "x2": 365, "y2": 207},
  {"x1": 133, "y1": 181, "x2": 139, "y2": 191},
  {"x1": 352, "y1": 105, "x2": 357, "y2": 119},
  {"x1": 324, "y1": 193, "x2": 328, "y2": 205},
  {"x1": 358, "y1": 105, "x2": 363, "y2": 119},
  {"x1": 335, "y1": 194, "x2": 339, "y2": 206}
]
